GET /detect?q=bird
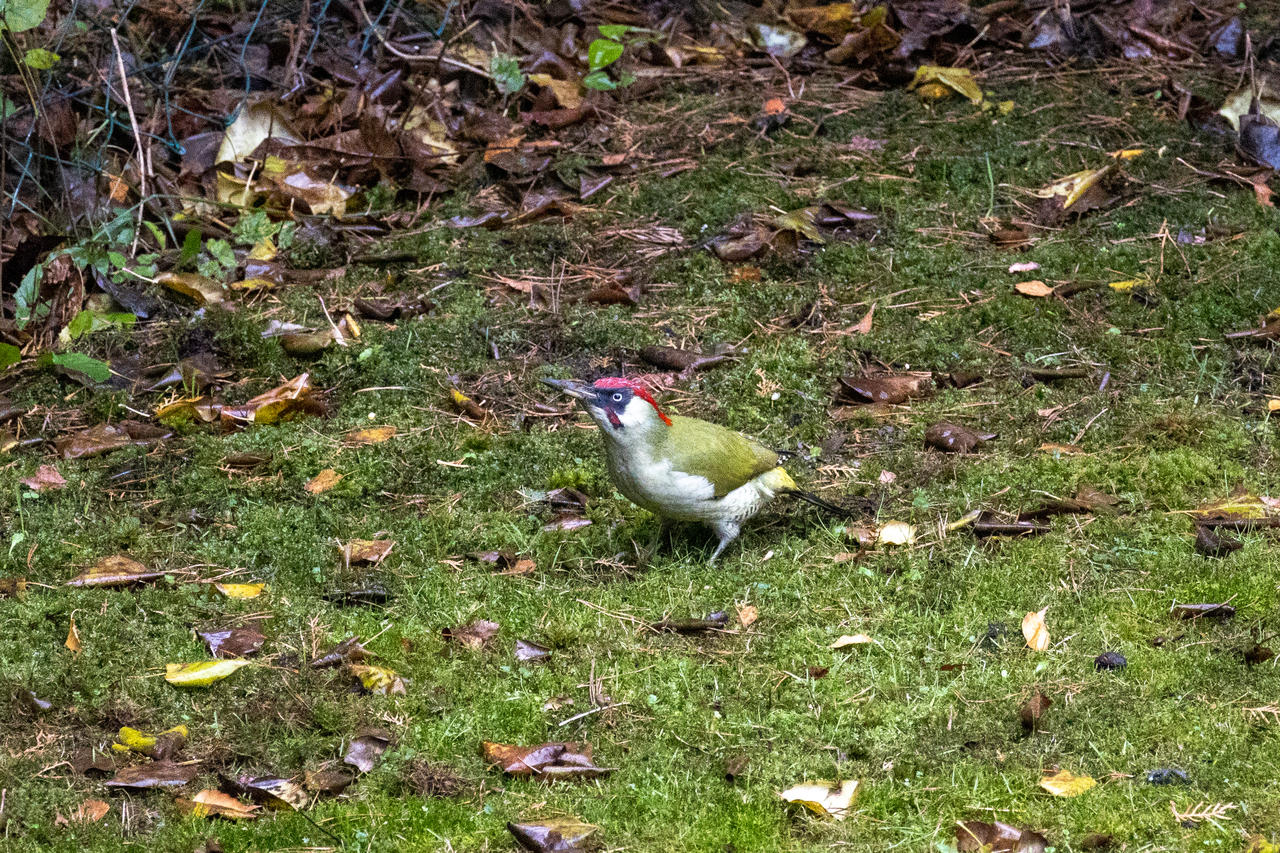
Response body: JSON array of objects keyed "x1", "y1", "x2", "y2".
[{"x1": 542, "y1": 376, "x2": 852, "y2": 561}]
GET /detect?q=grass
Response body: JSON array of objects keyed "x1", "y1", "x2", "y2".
[{"x1": 4, "y1": 65, "x2": 1280, "y2": 852}]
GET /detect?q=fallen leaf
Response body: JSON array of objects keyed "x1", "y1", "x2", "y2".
[
  {"x1": 1170, "y1": 602, "x2": 1236, "y2": 621},
  {"x1": 1015, "y1": 280, "x2": 1054, "y2": 298},
  {"x1": 344, "y1": 727, "x2": 393, "y2": 773},
  {"x1": 165, "y1": 659, "x2": 251, "y2": 687},
  {"x1": 156, "y1": 272, "x2": 227, "y2": 306},
  {"x1": 508, "y1": 818, "x2": 600, "y2": 853},
  {"x1": 179, "y1": 789, "x2": 259, "y2": 820},
  {"x1": 850, "y1": 304, "x2": 875, "y2": 335},
  {"x1": 56, "y1": 421, "x2": 171, "y2": 460},
  {"x1": 348, "y1": 663, "x2": 407, "y2": 695},
  {"x1": 114, "y1": 725, "x2": 189, "y2": 759},
  {"x1": 639, "y1": 345, "x2": 731, "y2": 373},
  {"x1": 737, "y1": 604, "x2": 758, "y2": 629},
  {"x1": 482, "y1": 741, "x2": 612, "y2": 780},
  {"x1": 305, "y1": 769, "x2": 355, "y2": 794},
  {"x1": 1022, "y1": 607, "x2": 1050, "y2": 651},
  {"x1": 443, "y1": 619, "x2": 501, "y2": 650},
  {"x1": 1019, "y1": 692, "x2": 1052, "y2": 731},
  {"x1": 909, "y1": 65, "x2": 983, "y2": 104},
  {"x1": 225, "y1": 774, "x2": 308, "y2": 810},
  {"x1": 1195, "y1": 525, "x2": 1242, "y2": 557},
  {"x1": 778, "y1": 779, "x2": 859, "y2": 820},
  {"x1": 1095, "y1": 651, "x2": 1127, "y2": 670},
  {"x1": 305, "y1": 468, "x2": 343, "y2": 495},
  {"x1": 344, "y1": 426, "x2": 396, "y2": 446},
  {"x1": 220, "y1": 374, "x2": 324, "y2": 428},
  {"x1": 834, "y1": 372, "x2": 932, "y2": 405},
  {"x1": 66, "y1": 555, "x2": 165, "y2": 587},
  {"x1": 831, "y1": 634, "x2": 877, "y2": 649},
  {"x1": 22, "y1": 464, "x2": 66, "y2": 492},
  {"x1": 200, "y1": 626, "x2": 266, "y2": 658},
  {"x1": 516, "y1": 639, "x2": 552, "y2": 663},
  {"x1": 877, "y1": 520, "x2": 916, "y2": 547},
  {"x1": 955, "y1": 819, "x2": 1049, "y2": 852},
  {"x1": 0, "y1": 577, "x2": 27, "y2": 598},
  {"x1": 215, "y1": 582, "x2": 266, "y2": 599},
  {"x1": 1039, "y1": 768, "x2": 1097, "y2": 797},
  {"x1": 341, "y1": 539, "x2": 395, "y2": 564},
  {"x1": 59, "y1": 798, "x2": 110, "y2": 825},
  {"x1": 1009, "y1": 261, "x2": 1041, "y2": 273},
  {"x1": 105, "y1": 760, "x2": 197, "y2": 789},
  {"x1": 311, "y1": 636, "x2": 371, "y2": 668},
  {"x1": 65, "y1": 615, "x2": 82, "y2": 653},
  {"x1": 449, "y1": 388, "x2": 490, "y2": 420},
  {"x1": 924, "y1": 421, "x2": 996, "y2": 453}
]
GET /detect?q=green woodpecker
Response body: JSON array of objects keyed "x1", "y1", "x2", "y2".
[{"x1": 542, "y1": 376, "x2": 850, "y2": 561}]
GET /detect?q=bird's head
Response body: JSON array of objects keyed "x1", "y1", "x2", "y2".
[{"x1": 542, "y1": 376, "x2": 672, "y2": 435}]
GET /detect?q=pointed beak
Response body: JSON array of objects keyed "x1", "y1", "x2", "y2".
[{"x1": 541, "y1": 377, "x2": 594, "y2": 401}]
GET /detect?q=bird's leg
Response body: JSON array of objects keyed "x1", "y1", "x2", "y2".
[
  {"x1": 708, "y1": 520, "x2": 741, "y2": 563},
  {"x1": 635, "y1": 518, "x2": 672, "y2": 567}
]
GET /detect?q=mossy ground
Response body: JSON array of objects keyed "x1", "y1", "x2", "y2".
[{"x1": 3, "y1": 66, "x2": 1280, "y2": 852}]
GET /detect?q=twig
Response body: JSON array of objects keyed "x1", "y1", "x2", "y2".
[
  {"x1": 557, "y1": 702, "x2": 626, "y2": 727},
  {"x1": 109, "y1": 28, "x2": 148, "y2": 252}
]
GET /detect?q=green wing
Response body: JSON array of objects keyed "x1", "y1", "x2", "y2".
[{"x1": 660, "y1": 416, "x2": 779, "y2": 497}]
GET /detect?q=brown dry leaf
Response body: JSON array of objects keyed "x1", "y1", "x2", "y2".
[
  {"x1": 180, "y1": 789, "x2": 259, "y2": 820},
  {"x1": 0, "y1": 577, "x2": 27, "y2": 598},
  {"x1": 344, "y1": 727, "x2": 393, "y2": 773},
  {"x1": 924, "y1": 422, "x2": 995, "y2": 453},
  {"x1": 443, "y1": 619, "x2": 500, "y2": 650},
  {"x1": 57, "y1": 798, "x2": 110, "y2": 826},
  {"x1": 66, "y1": 555, "x2": 165, "y2": 588},
  {"x1": 1019, "y1": 691, "x2": 1053, "y2": 731},
  {"x1": 200, "y1": 626, "x2": 266, "y2": 658},
  {"x1": 65, "y1": 615, "x2": 82, "y2": 653},
  {"x1": 835, "y1": 372, "x2": 931, "y2": 405},
  {"x1": 737, "y1": 604, "x2": 759, "y2": 629},
  {"x1": 312, "y1": 636, "x2": 371, "y2": 668},
  {"x1": 507, "y1": 817, "x2": 601, "y2": 853},
  {"x1": 481, "y1": 741, "x2": 612, "y2": 780},
  {"x1": 304, "y1": 769, "x2": 354, "y2": 795},
  {"x1": 342, "y1": 539, "x2": 395, "y2": 564},
  {"x1": 1022, "y1": 607, "x2": 1051, "y2": 651},
  {"x1": 344, "y1": 426, "x2": 396, "y2": 446},
  {"x1": 850, "y1": 304, "x2": 875, "y2": 335},
  {"x1": 1015, "y1": 280, "x2": 1055, "y2": 298},
  {"x1": 305, "y1": 468, "x2": 343, "y2": 495},
  {"x1": 156, "y1": 271, "x2": 227, "y2": 306},
  {"x1": 104, "y1": 760, "x2": 197, "y2": 789},
  {"x1": 22, "y1": 464, "x2": 66, "y2": 492},
  {"x1": 955, "y1": 819, "x2": 1049, "y2": 852},
  {"x1": 1039, "y1": 768, "x2": 1097, "y2": 797},
  {"x1": 220, "y1": 374, "x2": 324, "y2": 428},
  {"x1": 57, "y1": 421, "x2": 170, "y2": 460}
]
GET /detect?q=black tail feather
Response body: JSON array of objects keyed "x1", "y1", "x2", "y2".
[{"x1": 783, "y1": 489, "x2": 859, "y2": 518}]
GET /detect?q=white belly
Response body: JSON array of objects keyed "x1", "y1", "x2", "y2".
[{"x1": 608, "y1": 454, "x2": 776, "y2": 523}]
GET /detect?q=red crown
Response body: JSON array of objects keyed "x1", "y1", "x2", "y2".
[{"x1": 591, "y1": 377, "x2": 672, "y2": 425}]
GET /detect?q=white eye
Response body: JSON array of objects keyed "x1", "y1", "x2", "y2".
[{"x1": 612, "y1": 392, "x2": 624, "y2": 402}]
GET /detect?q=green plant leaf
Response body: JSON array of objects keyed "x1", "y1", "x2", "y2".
[
  {"x1": 489, "y1": 53, "x2": 526, "y2": 97},
  {"x1": 14, "y1": 264, "x2": 42, "y2": 330},
  {"x1": 206, "y1": 238, "x2": 236, "y2": 270},
  {"x1": 44, "y1": 352, "x2": 112, "y2": 383},
  {"x1": 0, "y1": 343, "x2": 20, "y2": 370},
  {"x1": 0, "y1": 0, "x2": 53, "y2": 33},
  {"x1": 179, "y1": 228, "x2": 203, "y2": 269},
  {"x1": 582, "y1": 70, "x2": 618, "y2": 91},
  {"x1": 63, "y1": 309, "x2": 136, "y2": 341},
  {"x1": 596, "y1": 25, "x2": 632, "y2": 40},
  {"x1": 587, "y1": 38, "x2": 624, "y2": 72},
  {"x1": 23, "y1": 48, "x2": 58, "y2": 70}
]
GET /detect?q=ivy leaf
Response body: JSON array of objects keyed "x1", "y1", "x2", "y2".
[
  {"x1": 582, "y1": 70, "x2": 618, "y2": 91},
  {"x1": 0, "y1": 0, "x2": 53, "y2": 33},
  {"x1": 489, "y1": 53, "x2": 525, "y2": 96},
  {"x1": 587, "y1": 38, "x2": 624, "y2": 72},
  {"x1": 14, "y1": 264, "x2": 42, "y2": 330}
]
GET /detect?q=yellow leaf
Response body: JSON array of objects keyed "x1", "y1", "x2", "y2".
[
  {"x1": 305, "y1": 468, "x2": 343, "y2": 495},
  {"x1": 830, "y1": 634, "x2": 877, "y2": 649},
  {"x1": 947, "y1": 509, "x2": 984, "y2": 531},
  {"x1": 1039, "y1": 768, "x2": 1096, "y2": 797},
  {"x1": 1038, "y1": 442, "x2": 1085, "y2": 455},
  {"x1": 527, "y1": 73, "x2": 583, "y2": 110},
  {"x1": 66, "y1": 554, "x2": 164, "y2": 587},
  {"x1": 1268, "y1": 399, "x2": 1280, "y2": 413},
  {"x1": 1108, "y1": 278, "x2": 1144, "y2": 292},
  {"x1": 115, "y1": 724, "x2": 188, "y2": 754},
  {"x1": 908, "y1": 65, "x2": 983, "y2": 105},
  {"x1": 1015, "y1": 280, "x2": 1054, "y2": 298},
  {"x1": 165, "y1": 659, "x2": 251, "y2": 688},
  {"x1": 341, "y1": 539, "x2": 395, "y2": 564},
  {"x1": 1110, "y1": 147, "x2": 1144, "y2": 160},
  {"x1": 348, "y1": 664, "x2": 407, "y2": 695},
  {"x1": 155, "y1": 272, "x2": 227, "y2": 306},
  {"x1": 344, "y1": 426, "x2": 396, "y2": 446},
  {"x1": 228, "y1": 277, "x2": 277, "y2": 291},
  {"x1": 247, "y1": 237, "x2": 276, "y2": 261},
  {"x1": 215, "y1": 170, "x2": 259, "y2": 208},
  {"x1": 737, "y1": 604, "x2": 758, "y2": 629},
  {"x1": 1034, "y1": 163, "x2": 1116, "y2": 210},
  {"x1": 876, "y1": 520, "x2": 915, "y2": 546},
  {"x1": 1022, "y1": 607, "x2": 1050, "y2": 651},
  {"x1": 215, "y1": 582, "x2": 266, "y2": 599},
  {"x1": 65, "y1": 615, "x2": 82, "y2": 653},
  {"x1": 778, "y1": 780, "x2": 859, "y2": 820},
  {"x1": 1191, "y1": 494, "x2": 1276, "y2": 520}
]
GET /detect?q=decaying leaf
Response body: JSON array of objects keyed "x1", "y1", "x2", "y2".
[
  {"x1": 22, "y1": 464, "x2": 66, "y2": 492},
  {"x1": 105, "y1": 760, "x2": 197, "y2": 789},
  {"x1": 57, "y1": 798, "x2": 110, "y2": 826},
  {"x1": 341, "y1": 539, "x2": 395, "y2": 564},
  {"x1": 215, "y1": 582, "x2": 266, "y2": 599},
  {"x1": 65, "y1": 614, "x2": 82, "y2": 653},
  {"x1": 344, "y1": 426, "x2": 397, "y2": 446},
  {"x1": 221, "y1": 374, "x2": 324, "y2": 428},
  {"x1": 651, "y1": 612, "x2": 730, "y2": 633},
  {"x1": 1022, "y1": 607, "x2": 1050, "y2": 651},
  {"x1": 156, "y1": 272, "x2": 227, "y2": 306},
  {"x1": 305, "y1": 468, "x2": 344, "y2": 495},
  {"x1": 1015, "y1": 280, "x2": 1055, "y2": 298},
  {"x1": 835, "y1": 372, "x2": 931, "y2": 405},
  {"x1": 778, "y1": 779, "x2": 859, "y2": 820},
  {"x1": 200, "y1": 625, "x2": 266, "y2": 658},
  {"x1": 1039, "y1": 768, "x2": 1097, "y2": 797},
  {"x1": 0, "y1": 577, "x2": 27, "y2": 598},
  {"x1": 304, "y1": 768, "x2": 355, "y2": 795},
  {"x1": 1019, "y1": 692, "x2": 1052, "y2": 731},
  {"x1": 67, "y1": 554, "x2": 165, "y2": 587},
  {"x1": 955, "y1": 819, "x2": 1049, "y2": 852},
  {"x1": 1189, "y1": 493, "x2": 1280, "y2": 530},
  {"x1": 1170, "y1": 602, "x2": 1236, "y2": 621},
  {"x1": 925, "y1": 421, "x2": 995, "y2": 453},
  {"x1": 1033, "y1": 162, "x2": 1121, "y2": 224},
  {"x1": 737, "y1": 604, "x2": 758, "y2": 629},
  {"x1": 348, "y1": 664, "x2": 407, "y2": 695},
  {"x1": 640, "y1": 345, "x2": 731, "y2": 373},
  {"x1": 1195, "y1": 524, "x2": 1242, "y2": 557},
  {"x1": 508, "y1": 818, "x2": 601, "y2": 853},
  {"x1": 178, "y1": 789, "x2": 259, "y2": 820},
  {"x1": 831, "y1": 634, "x2": 877, "y2": 649},
  {"x1": 344, "y1": 727, "x2": 393, "y2": 773},
  {"x1": 225, "y1": 774, "x2": 308, "y2": 811},
  {"x1": 165, "y1": 659, "x2": 251, "y2": 687},
  {"x1": 909, "y1": 65, "x2": 983, "y2": 104},
  {"x1": 311, "y1": 636, "x2": 371, "y2": 668},
  {"x1": 56, "y1": 421, "x2": 171, "y2": 460},
  {"x1": 876, "y1": 520, "x2": 916, "y2": 547},
  {"x1": 482, "y1": 741, "x2": 612, "y2": 780},
  {"x1": 443, "y1": 619, "x2": 501, "y2": 650},
  {"x1": 516, "y1": 639, "x2": 552, "y2": 663}
]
